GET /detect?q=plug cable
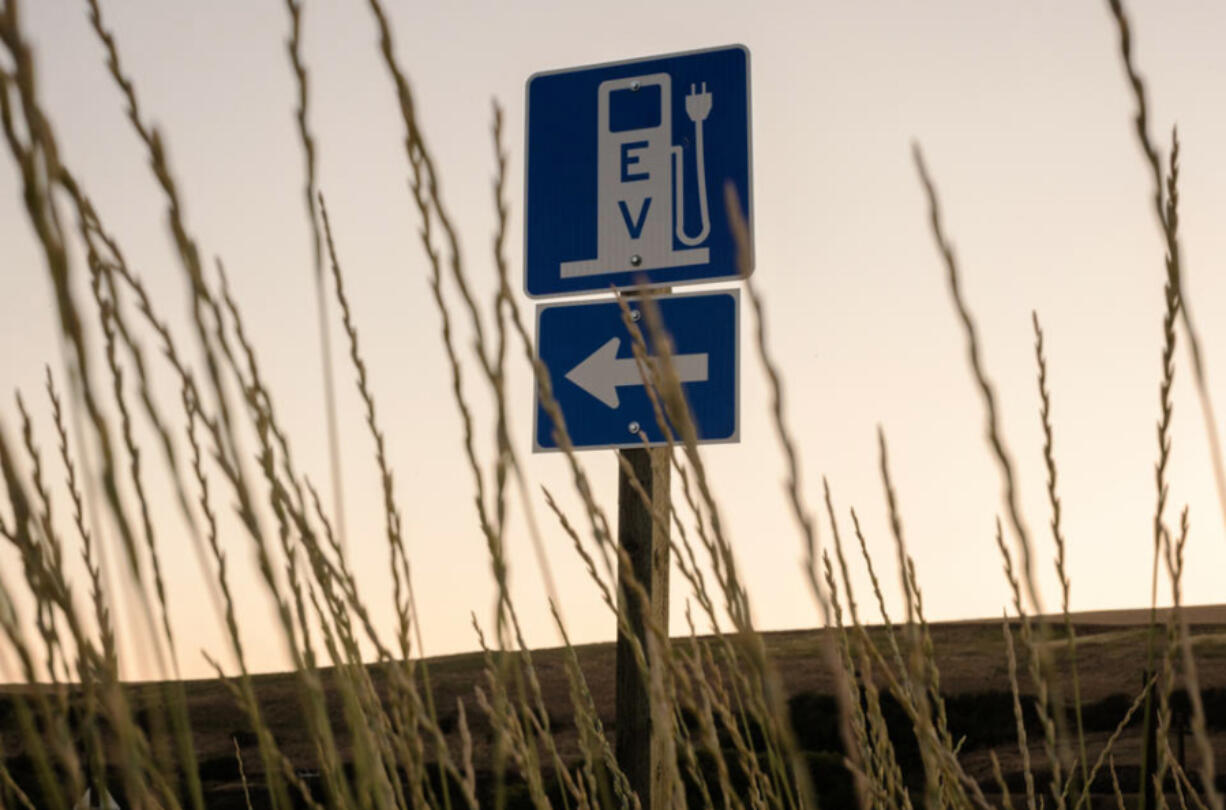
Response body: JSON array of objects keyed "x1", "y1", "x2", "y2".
[{"x1": 672, "y1": 82, "x2": 712, "y2": 246}]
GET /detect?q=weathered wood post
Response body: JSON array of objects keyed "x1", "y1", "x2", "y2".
[
  {"x1": 1142, "y1": 668, "x2": 1158, "y2": 809},
  {"x1": 615, "y1": 445, "x2": 671, "y2": 809}
]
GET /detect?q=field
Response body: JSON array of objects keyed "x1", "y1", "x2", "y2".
[{"x1": 6, "y1": 609, "x2": 1226, "y2": 807}]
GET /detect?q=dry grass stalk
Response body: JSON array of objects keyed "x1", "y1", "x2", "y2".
[
  {"x1": 914, "y1": 144, "x2": 1074, "y2": 804},
  {"x1": 83, "y1": 0, "x2": 254, "y2": 526},
  {"x1": 820, "y1": 550, "x2": 871, "y2": 809},
  {"x1": 608, "y1": 283, "x2": 799, "y2": 803},
  {"x1": 1069, "y1": 671, "x2": 1158, "y2": 810},
  {"x1": 821, "y1": 482, "x2": 875, "y2": 809},
  {"x1": 876, "y1": 430, "x2": 945, "y2": 807},
  {"x1": 1134, "y1": 128, "x2": 1184, "y2": 810},
  {"x1": 1002, "y1": 615, "x2": 1037, "y2": 810},
  {"x1": 1104, "y1": 0, "x2": 1226, "y2": 539},
  {"x1": 1, "y1": 8, "x2": 149, "y2": 683},
  {"x1": 234, "y1": 735, "x2": 256, "y2": 810},
  {"x1": 831, "y1": 499, "x2": 915, "y2": 809},
  {"x1": 0, "y1": 751, "x2": 37, "y2": 810},
  {"x1": 281, "y1": 0, "x2": 347, "y2": 554},
  {"x1": 1108, "y1": 755, "x2": 1126, "y2": 810},
  {"x1": 1161, "y1": 511, "x2": 1221, "y2": 810},
  {"x1": 910, "y1": 145, "x2": 1045, "y2": 623},
  {"x1": 1031, "y1": 313, "x2": 1089, "y2": 794}
]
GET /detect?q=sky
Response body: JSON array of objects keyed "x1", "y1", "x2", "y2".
[{"x1": 2, "y1": 1, "x2": 1226, "y2": 682}]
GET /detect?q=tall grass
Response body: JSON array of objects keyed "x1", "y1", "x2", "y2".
[{"x1": 0, "y1": 0, "x2": 1223, "y2": 808}]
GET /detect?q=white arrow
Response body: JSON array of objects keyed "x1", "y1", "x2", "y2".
[{"x1": 565, "y1": 337, "x2": 709, "y2": 409}]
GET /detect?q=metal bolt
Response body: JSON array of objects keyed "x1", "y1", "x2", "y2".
[
  {"x1": 630, "y1": 309, "x2": 641, "y2": 322},
  {"x1": 630, "y1": 254, "x2": 642, "y2": 267},
  {"x1": 630, "y1": 80, "x2": 641, "y2": 92},
  {"x1": 628, "y1": 421, "x2": 640, "y2": 434}
]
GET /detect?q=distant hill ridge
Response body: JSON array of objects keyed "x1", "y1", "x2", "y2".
[{"x1": 962, "y1": 603, "x2": 1226, "y2": 627}]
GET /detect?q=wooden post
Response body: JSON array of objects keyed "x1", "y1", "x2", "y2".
[
  {"x1": 1142, "y1": 668, "x2": 1158, "y2": 809},
  {"x1": 616, "y1": 445, "x2": 671, "y2": 809}
]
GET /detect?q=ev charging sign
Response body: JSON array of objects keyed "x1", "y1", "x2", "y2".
[{"x1": 525, "y1": 46, "x2": 752, "y2": 297}]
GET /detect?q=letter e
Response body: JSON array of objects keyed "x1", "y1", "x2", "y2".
[{"x1": 620, "y1": 140, "x2": 650, "y2": 182}]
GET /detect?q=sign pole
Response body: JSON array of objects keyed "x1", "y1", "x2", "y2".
[
  {"x1": 525, "y1": 44, "x2": 751, "y2": 804},
  {"x1": 615, "y1": 444, "x2": 671, "y2": 809}
]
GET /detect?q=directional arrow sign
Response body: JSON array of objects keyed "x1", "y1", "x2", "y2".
[
  {"x1": 535, "y1": 290, "x2": 738, "y2": 451},
  {"x1": 566, "y1": 337, "x2": 709, "y2": 409}
]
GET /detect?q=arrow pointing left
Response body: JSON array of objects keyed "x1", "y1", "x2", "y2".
[{"x1": 565, "y1": 337, "x2": 709, "y2": 409}]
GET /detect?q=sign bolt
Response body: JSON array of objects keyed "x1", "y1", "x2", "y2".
[
  {"x1": 630, "y1": 80, "x2": 641, "y2": 91},
  {"x1": 630, "y1": 254, "x2": 642, "y2": 267},
  {"x1": 628, "y1": 421, "x2": 641, "y2": 435},
  {"x1": 630, "y1": 309, "x2": 641, "y2": 322}
]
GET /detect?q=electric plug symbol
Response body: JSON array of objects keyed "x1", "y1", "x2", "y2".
[
  {"x1": 685, "y1": 82, "x2": 712, "y2": 123},
  {"x1": 674, "y1": 81, "x2": 712, "y2": 247}
]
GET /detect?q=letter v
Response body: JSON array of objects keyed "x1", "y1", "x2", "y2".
[{"x1": 618, "y1": 198, "x2": 652, "y2": 239}]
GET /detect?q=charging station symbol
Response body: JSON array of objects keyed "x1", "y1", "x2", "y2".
[{"x1": 559, "y1": 73, "x2": 713, "y2": 279}]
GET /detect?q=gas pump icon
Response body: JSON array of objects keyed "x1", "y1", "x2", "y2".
[{"x1": 559, "y1": 73, "x2": 713, "y2": 279}]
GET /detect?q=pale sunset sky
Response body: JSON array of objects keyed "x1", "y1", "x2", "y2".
[{"x1": 2, "y1": 1, "x2": 1225, "y2": 681}]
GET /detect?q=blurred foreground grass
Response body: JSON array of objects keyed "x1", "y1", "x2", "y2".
[{"x1": 1, "y1": 0, "x2": 1224, "y2": 808}]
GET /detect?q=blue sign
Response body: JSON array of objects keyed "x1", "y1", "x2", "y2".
[
  {"x1": 525, "y1": 45, "x2": 753, "y2": 298},
  {"x1": 534, "y1": 291, "x2": 738, "y2": 451}
]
